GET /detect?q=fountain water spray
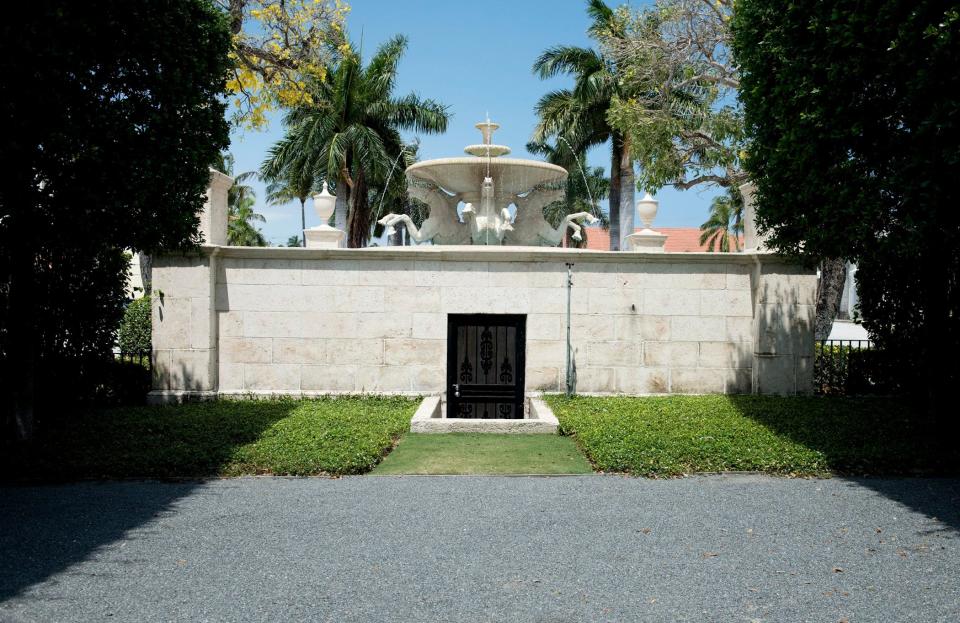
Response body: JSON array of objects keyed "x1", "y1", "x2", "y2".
[
  {"x1": 557, "y1": 136, "x2": 602, "y2": 222},
  {"x1": 372, "y1": 145, "x2": 413, "y2": 243}
]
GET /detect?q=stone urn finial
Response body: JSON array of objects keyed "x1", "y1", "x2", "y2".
[
  {"x1": 312, "y1": 181, "x2": 336, "y2": 222},
  {"x1": 624, "y1": 192, "x2": 667, "y2": 253},
  {"x1": 636, "y1": 192, "x2": 659, "y2": 230},
  {"x1": 304, "y1": 181, "x2": 345, "y2": 248}
]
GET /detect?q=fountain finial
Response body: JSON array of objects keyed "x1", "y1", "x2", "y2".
[{"x1": 465, "y1": 118, "x2": 511, "y2": 157}]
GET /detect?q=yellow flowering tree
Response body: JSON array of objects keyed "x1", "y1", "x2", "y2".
[{"x1": 218, "y1": 0, "x2": 350, "y2": 129}]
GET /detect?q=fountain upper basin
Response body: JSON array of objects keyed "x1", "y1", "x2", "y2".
[{"x1": 406, "y1": 157, "x2": 567, "y2": 196}]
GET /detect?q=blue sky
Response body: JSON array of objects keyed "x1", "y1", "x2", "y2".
[{"x1": 228, "y1": 0, "x2": 724, "y2": 246}]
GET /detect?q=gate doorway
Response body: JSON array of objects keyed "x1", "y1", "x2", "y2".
[{"x1": 447, "y1": 314, "x2": 526, "y2": 419}]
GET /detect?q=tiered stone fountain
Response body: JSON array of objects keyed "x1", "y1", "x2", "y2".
[{"x1": 378, "y1": 119, "x2": 599, "y2": 246}]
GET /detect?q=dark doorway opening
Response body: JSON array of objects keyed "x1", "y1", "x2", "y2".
[{"x1": 447, "y1": 314, "x2": 526, "y2": 419}]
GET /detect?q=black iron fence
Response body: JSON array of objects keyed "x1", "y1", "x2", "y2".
[{"x1": 814, "y1": 339, "x2": 890, "y2": 395}]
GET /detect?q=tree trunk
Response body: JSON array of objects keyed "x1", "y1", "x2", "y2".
[
  {"x1": 333, "y1": 177, "x2": 349, "y2": 246},
  {"x1": 137, "y1": 252, "x2": 152, "y2": 295},
  {"x1": 299, "y1": 198, "x2": 306, "y2": 247},
  {"x1": 346, "y1": 169, "x2": 370, "y2": 248},
  {"x1": 608, "y1": 137, "x2": 622, "y2": 251},
  {"x1": 619, "y1": 133, "x2": 636, "y2": 249},
  {"x1": 814, "y1": 258, "x2": 846, "y2": 340}
]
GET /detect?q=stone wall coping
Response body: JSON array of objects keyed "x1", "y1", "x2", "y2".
[{"x1": 169, "y1": 244, "x2": 805, "y2": 267}]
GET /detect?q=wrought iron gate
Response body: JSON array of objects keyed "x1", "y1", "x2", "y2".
[{"x1": 447, "y1": 314, "x2": 526, "y2": 419}]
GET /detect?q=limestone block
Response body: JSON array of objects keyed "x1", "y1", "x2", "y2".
[
  {"x1": 488, "y1": 262, "x2": 534, "y2": 287},
  {"x1": 301, "y1": 312, "x2": 356, "y2": 338},
  {"x1": 153, "y1": 257, "x2": 211, "y2": 299},
  {"x1": 616, "y1": 367, "x2": 669, "y2": 394},
  {"x1": 356, "y1": 312, "x2": 413, "y2": 338},
  {"x1": 272, "y1": 338, "x2": 325, "y2": 364},
  {"x1": 526, "y1": 314, "x2": 563, "y2": 340},
  {"x1": 333, "y1": 286, "x2": 385, "y2": 313},
  {"x1": 672, "y1": 367, "x2": 751, "y2": 394},
  {"x1": 243, "y1": 363, "x2": 300, "y2": 391},
  {"x1": 529, "y1": 287, "x2": 587, "y2": 314},
  {"x1": 220, "y1": 337, "x2": 272, "y2": 364},
  {"x1": 726, "y1": 317, "x2": 754, "y2": 342},
  {"x1": 644, "y1": 342, "x2": 698, "y2": 367},
  {"x1": 151, "y1": 349, "x2": 171, "y2": 389},
  {"x1": 526, "y1": 366, "x2": 560, "y2": 391},
  {"x1": 671, "y1": 316, "x2": 726, "y2": 342},
  {"x1": 699, "y1": 341, "x2": 752, "y2": 369},
  {"x1": 527, "y1": 264, "x2": 566, "y2": 288},
  {"x1": 385, "y1": 286, "x2": 441, "y2": 313},
  {"x1": 302, "y1": 260, "x2": 360, "y2": 286},
  {"x1": 326, "y1": 339, "x2": 383, "y2": 365},
  {"x1": 574, "y1": 264, "x2": 619, "y2": 289},
  {"x1": 153, "y1": 298, "x2": 191, "y2": 350},
  {"x1": 412, "y1": 313, "x2": 447, "y2": 339},
  {"x1": 301, "y1": 365, "x2": 357, "y2": 391},
  {"x1": 700, "y1": 290, "x2": 753, "y2": 317},
  {"x1": 614, "y1": 315, "x2": 671, "y2": 342},
  {"x1": 190, "y1": 297, "x2": 214, "y2": 349},
  {"x1": 355, "y1": 365, "x2": 411, "y2": 392},
  {"x1": 411, "y1": 366, "x2": 445, "y2": 392},
  {"x1": 796, "y1": 356, "x2": 815, "y2": 395},
  {"x1": 162, "y1": 349, "x2": 215, "y2": 391},
  {"x1": 526, "y1": 340, "x2": 565, "y2": 367},
  {"x1": 576, "y1": 367, "x2": 616, "y2": 393},
  {"x1": 589, "y1": 287, "x2": 641, "y2": 314},
  {"x1": 440, "y1": 287, "x2": 483, "y2": 313},
  {"x1": 754, "y1": 355, "x2": 796, "y2": 395},
  {"x1": 219, "y1": 311, "x2": 243, "y2": 337},
  {"x1": 571, "y1": 315, "x2": 616, "y2": 341},
  {"x1": 200, "y1": 169, "x2": 231, "y2": 246},
  {"x1": 384, "y1": 338, "x2": 445, "y2": 366},
  {"x1": 439, "y1": 262, "x2": 489, "y2": 287},
  {"x1": 412, "y1": 260, "x2": 442, "y2": 286},
  {"x1": 584, "y1": 341, "x2": 640, "y2": 367},
  {"x1": 355, "y1": 259, "x2": 414, "y2": 285},
  {"x1": 726, "y1": 269, "x2": 752, "y2": 291},
  {"x1": 643, "y1": 289, "x2": 701, "y2": 315},
  {"x1": 219, "y1": 362, "x2": 244, "y2": 391},
  {"x1": 223, "y1": 258, "x2": 302, "y2": 285},
  {"x1": 754, "y1": 303, "x2": 815, "y2": 355},
  {"x1": 243, "y1": 312, "x2": 303, "y2": 338},
  {"x1": 637, "y1": 263, "x2": 727, "y2": 290}
]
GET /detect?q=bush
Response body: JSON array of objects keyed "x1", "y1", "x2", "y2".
[
  {"x1": 118, "y1": 295, "x2": 151, "y2": 354},
  {"x1": 814, "y1": 345, "x2": 905, "y2": 396}
]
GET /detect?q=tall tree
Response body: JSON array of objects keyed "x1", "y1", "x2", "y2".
[
  {"x1": 698, "y1": 191, "x2": 743, "y2": 252},
  {"x1": 527, "y1": 139, "x2": 610, "y2": 248},
  {"x1": 0, "y1": 0, "x2": 230, "y2": 440},
  {"x1": 218, "y1": 0, "x2": 350, "y2": 129},
  {"x1": 262, "y1": 167, "x2": 315, "y2": 247},
  {"x1": 734, "y1": 0, "x2": 960, "y2": 431},
  {"x1": 532, "y1": 0, "x2": 634, "y2": 250},
  {"x1": 265, "y1": 34, "x2": 448, "y2": 247}
]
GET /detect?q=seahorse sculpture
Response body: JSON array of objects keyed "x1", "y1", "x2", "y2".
[
  {"x1": 506, "y1": 187, "x2": 599, "y2": 246},
  {"x1": 461, "y1": 176, "x2": 514, "y2": 245},
  {"x1": 378, "y1": 186, "x2": 471, "y2": 245}
]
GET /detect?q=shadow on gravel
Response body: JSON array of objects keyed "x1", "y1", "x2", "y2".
[
  {"x1": 844, "y1": 478, "x2": 960, "y2": 534},
  {"x1": 0, "y1": 481, "x2": 203, "y2": 603}
]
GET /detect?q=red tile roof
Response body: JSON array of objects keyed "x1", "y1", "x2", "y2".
[{"x1": 581, "y1": 227, "x2": 742, "y2": 253}]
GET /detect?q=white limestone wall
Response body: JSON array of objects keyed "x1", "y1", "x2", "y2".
[{"x1": 150, "y1": 247, "x2": 816, "y2": 399}]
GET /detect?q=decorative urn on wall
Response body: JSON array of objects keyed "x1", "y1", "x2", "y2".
[
  {"x1": 304, "y1": 181, "x2": 345, "y2": 248},
  {"x1": 624, "y1": 192, "x2": 668, "y2": 252}
]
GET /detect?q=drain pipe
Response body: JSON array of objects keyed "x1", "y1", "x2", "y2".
[{"x1": 565, "y1": 262, "x2": 574, "y2": 397}]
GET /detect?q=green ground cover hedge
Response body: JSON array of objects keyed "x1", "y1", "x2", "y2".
[
  {"x1": 546, "y1": 395, "x2": 948, "y2": 477},
  {"x1": 1, "y1": 397, "x2": 417, "y2": 480}
]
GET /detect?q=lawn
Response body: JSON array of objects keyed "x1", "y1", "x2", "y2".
[
  {"x1": 372, "y1": 433, "x2": 593, "y2": 475},
  {"x1": 546, "y1": 394, "x2": 948, "y2": 477},
  {"x1": 1, "y1": 397, "x2": 418, "y2": 480}
]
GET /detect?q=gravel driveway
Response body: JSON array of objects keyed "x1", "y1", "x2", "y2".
[{"x1": 2, "y1": 475, "x2": 958, "y2": 622}]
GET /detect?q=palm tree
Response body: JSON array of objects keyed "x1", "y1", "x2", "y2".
[
  {"x1": 266, "y1": 34, "x2": 449, "y2": 248},
  {"x1": 527, "y1": 139, "x2": 609, "y2": 248},
  {"x1": 261, "y1": 166, "x2": 314, "y2": 247},
  {"x1": 533, "y1": 0, "x2": 634, "y2": 250},
  {"x1": 699, "y1": 191, "x2": 743, "y2": 252},
  {"x1": 227, "y1": 171, "x2": 267, "y2": 247},
  {"x1": 286, "y1": 235, "x2": 302, "y2": 247}
]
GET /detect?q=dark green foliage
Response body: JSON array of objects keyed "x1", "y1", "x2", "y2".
[
  {"x1": 813, "y1": 344, "x2": 904, "y2": 396},
  {"x1": 118, "y1": 296, "x2": 152, "y2": 354},
  {"x1": 547, "y1": 395, "x2": 950, "y2": 477},
  {"x1": 733, "y1": 2, "x2": 960, "y2": 420},
  {"x1": 0, "y1": 397, "x2": 417, "y2": 480},
  {"x1": 0, "y1": 1, "x2": 231, "y2": 433}
]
